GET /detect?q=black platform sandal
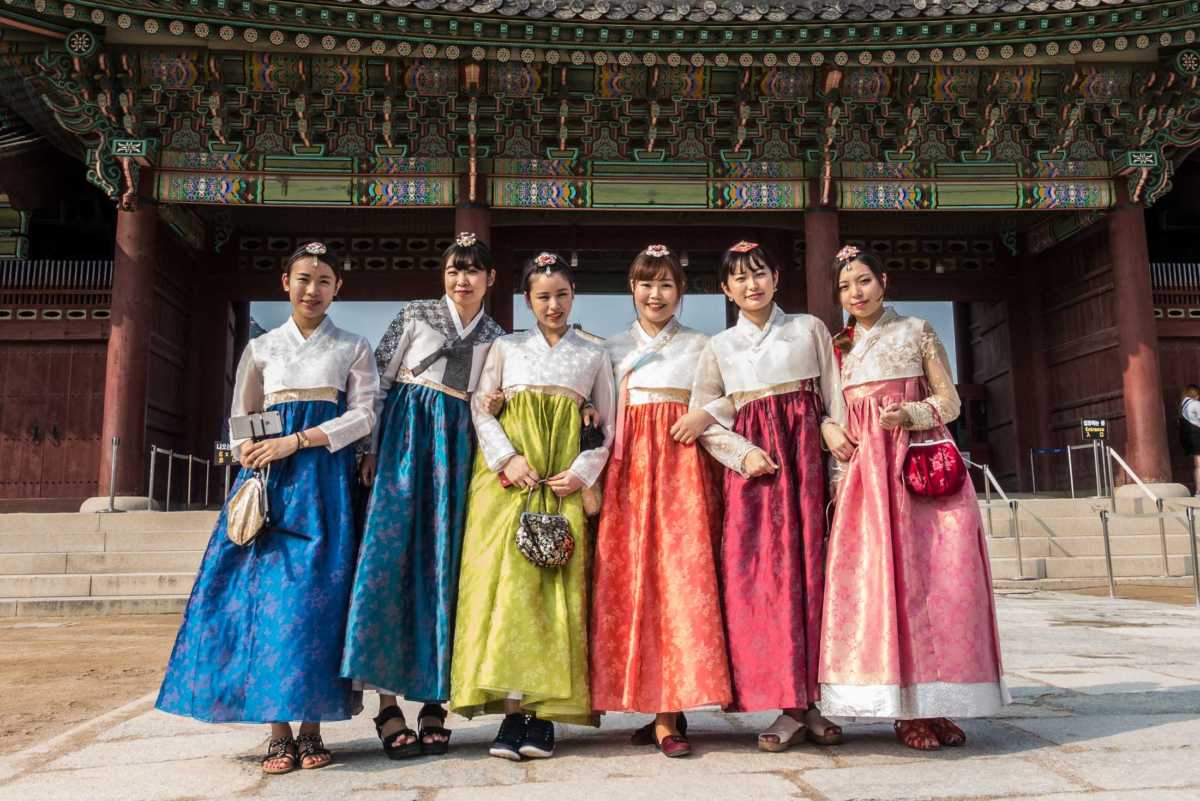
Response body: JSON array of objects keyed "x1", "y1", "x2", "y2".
[
  {"x1": 630, "y1": 712, "x2": 688, "y2": 746},
  {"x1": 417, "y1": 703, "x2": 453, "y2": 756},
  {"x1": 295, "y1": 732, "x2": 333, "y2": 770},
  {"x1": 373, "y1": 706, "x2": 421, "y2": 760}
]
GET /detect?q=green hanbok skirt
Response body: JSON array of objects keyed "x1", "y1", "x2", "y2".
[{"x1": 450, "y1": 389, "x2": 594, "y2": 724}]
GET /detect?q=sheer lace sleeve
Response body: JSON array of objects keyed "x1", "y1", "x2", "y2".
[
  {"x1": 690, "y1": 342, "x2": 736, "y2": 429},
  {"x1": 317, "y1": 337, "x2": 380, "y2": 452},
  {"x1": 902, "y1": 320, "x2": 961, "y2": 431},
  {"x1": 229, "y1": 340, "x2": 263, "y2": 463},
  {"x1": 699, "y1": 425, "x2": 757, "y2": 478},
  {"x1": 470, "y1": 338, "x2": 517, "y2": 472},
  {"x1": 367, "y1": 310, "x2": 413, "y2": 453},
  {"x1": 569, "y1": 350, "x2": 616, "y2": 488},
  {"x1": 812, "y1": 319, "x2": 846, "y2": 427}
]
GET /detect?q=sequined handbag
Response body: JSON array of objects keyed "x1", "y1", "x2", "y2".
[
  {"x1": 516, "y1": 488, "x2": 575, "y2": 568},
  {"x1": 226, "y1": 466, "x2": 271, "y2": 546},
  {"x1": 902, "y1": 437, "x2": 967, "y2": 499}
]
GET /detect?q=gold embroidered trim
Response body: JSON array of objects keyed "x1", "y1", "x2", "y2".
[
  {"x1": 398, "y1": 368, "x2": 469, "y2": 402},
  {"x1": 264, "y1": 387, "x2": 338, "y2": 407},
  {"x1": 504, "y1": 384, "x2": 585, "y2": 407},
  {"x1": 627, "y1": 387, "x2": 691, "y2": 406},
  {"x1": 731, "y1": 378, "x2": 818, "y2": 411}
]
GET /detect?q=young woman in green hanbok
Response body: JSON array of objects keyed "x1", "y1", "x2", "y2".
[{"x1": 450, "y1": 252, "x2": 615, "y2": 761}]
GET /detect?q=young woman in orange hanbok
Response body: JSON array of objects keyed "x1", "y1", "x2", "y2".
[
  {"x1": 590, "y1": 245, "x2": 752, "y2": 758},
  {"x1": 819, "y1": 246, "x2": 1009, "y2": 751}
]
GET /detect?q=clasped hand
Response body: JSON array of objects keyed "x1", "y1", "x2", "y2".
[
  {"x1": 502, "y1": 454, "x2": 585, "y2": 497},
  {"x1": 241, "y1": 436, "x2": 299, "y2": 470}
]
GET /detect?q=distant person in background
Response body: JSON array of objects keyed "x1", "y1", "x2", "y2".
[{"x1": 1180, "y1": 385, "x2": 1200, "y2": 496}]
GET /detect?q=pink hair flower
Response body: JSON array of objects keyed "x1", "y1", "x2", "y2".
[
  {"x1": 644, "y1": 244, "x2": 670, "y2": 258},
  {"x1": 836, "y1": 245, "x2": 861, "y2": 263},
  {"x1": 730, "y1": 240, "x2": 759, "y2": 253}
]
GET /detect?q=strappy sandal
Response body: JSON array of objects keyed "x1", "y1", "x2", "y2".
[
  {"x1": 804, "y1": 707, "x2": 844, "y2": 746},
  {"x1": 927, "y1": 717, "x2": 966, "y2": 747},
  {"x1": 373, "y1": 706, "x2": 420, "y2": 760},
  {"x1": 417, "y1": 703, "x2": 453, "y2": 756},
  {"x1": 295, "y1": 732, "x2": 333, "y2": 770},
  {"x1": 894, "y1": 719, "x2": 941, "y2": 751},
  {"x1": 631, "y1": 713, "x2": 688, "y2": 746},
  {"x1": 758, "y1": 712, "x2": 806, "y2": 753},
  {"x1": 261, "y1": 735, "x2": 298, "y2": 775}
]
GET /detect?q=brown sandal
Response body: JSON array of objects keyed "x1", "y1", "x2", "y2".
[
  {"x1": 804, "y1": 707, "x2": 844, "y2": 746},
  {"x1": 296, "y1": 732, "x2": 333, "y2": 770},
  {"x1": 261, "y1": 736, "x2": 298, "y2": 775},
  {"x1": 927, "y1": 717, "x2": 966, "y2": 747},
  {"x1": 894, "y1": 719, "x2": 940, "y2": 751}
]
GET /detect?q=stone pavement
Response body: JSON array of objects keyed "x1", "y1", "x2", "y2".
[{"x1": 3, "y1": 590, "x2": 1200, "y2": 801}]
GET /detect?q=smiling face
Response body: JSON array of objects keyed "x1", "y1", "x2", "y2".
[
  {"x1": 721, "y1": 259, "x2": 777, "y2": 315},
  {"x1": 282, "y1": 257, "x2": 341, "y2": 322},
  {"x1": 526, "y1": 271, "x2": 574, "y2": 332},
  {"x1": 443, "y1": 257, "x2": 494, "y2": 313},
  {"x1": 837, "y1": 259, "x2": 887, "y2": 322},
  {"x1": 631, "y1": 270, "x2": 681, "y2": 327}
]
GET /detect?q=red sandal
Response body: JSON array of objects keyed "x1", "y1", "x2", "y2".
[
  {"x1": 927, "y1": 717, "x2": 966, "y2": 747},
  {"x1": 894, "y1": 719, "x2": 940, "y2": 751}
]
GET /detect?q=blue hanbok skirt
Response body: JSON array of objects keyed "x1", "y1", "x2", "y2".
[
  {"x1": 341, "y1": 382, "x2": 474, "y2": 702},
  {"x1": 156, "y1": 397, "x2": 358, "y2": 723}
]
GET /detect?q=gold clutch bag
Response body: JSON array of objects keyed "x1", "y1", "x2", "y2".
[{"x1": 226, "y1": 466, "x2": 271, "y2": 546}]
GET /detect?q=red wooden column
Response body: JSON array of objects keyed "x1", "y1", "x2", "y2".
[
  {"x1": 458, "y1": 199, "x2": 512, "y2": 330},
  {"x1": 1108, "y1": 190, "x2": 1172, "y2": 483},
  {"x1": 98, "y1": 184, "x2": 157, "y2": 497},
  {"x1": 804, "y1": 205, "x2": 843, "y2": 333}
]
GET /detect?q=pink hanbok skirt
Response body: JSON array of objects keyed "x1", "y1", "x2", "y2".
[{"x1": 818, "y1": 377, "x2": 1008, "y2": 719}]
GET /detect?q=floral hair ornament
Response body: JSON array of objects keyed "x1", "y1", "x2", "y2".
[
  {"x1": 730, "y1": 241, "x2": 759, "y2": 253},
  {"x1": 302, "y1": 242, "x2": 327, "y2": 256},
  {"x1": 534, "y1": 252, "x2": 557, "y2": 274},
  {"x1": 643, "y1": 244, "x2": 671, "y2": 258},
  {"x1": 835, "y1": 244, "x2": 861, "y2": 263},
  {"x1": 455, "y1": 231, "x2": 477, "y2": 248}
]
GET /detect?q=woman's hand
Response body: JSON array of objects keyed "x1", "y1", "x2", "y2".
[
  {"x1": 484, "y1": 390, "x2": 505, "y2": 416},
  {"x1": 879, "y1": 403, "x2": 911, "y2": 431},
  {"x1": 359, "y1": 453, "x2": 377, "y2": 486},
  {"x1": 669, "y1": 409, "x2": 716, "y2": 445},
  {"x1": 821, "y1": 421, "x2": 857, "y2": 462},
  {"x1": 581, "y1": 403, "x2": 601, "y2": 428},
  {"x1": 241, "y1": 436, "x2": 299, "y2": 470},
  {"x1": 742, "y1": 448, "x2": 779, "y2": 478},
  {"x1": 502, "y1": 454, "x2": 540, "y2": 489},
  {"x1": 547, "y1": 470, "x2": 585, "y2": 498}
]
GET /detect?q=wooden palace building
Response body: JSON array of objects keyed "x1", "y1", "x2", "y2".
[{"x1": 0, "y1": 0, "x2": 1198, "y2": 509}]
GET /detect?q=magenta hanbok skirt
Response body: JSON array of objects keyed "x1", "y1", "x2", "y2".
[
  {"x1": 819, "y1": 377, "x2": 1008, "y2": 720},
  {"x1": 720, "y1": 387, "x2": 827, "y2": 713}
]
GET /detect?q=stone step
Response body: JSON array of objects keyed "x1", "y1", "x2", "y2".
[
  {"x1": 0, "y1": 528, "x2": 212, "y2": 555},
  {"x1": 89, "y1": 572, "x2": 197, "y2": 597},
  {"x1": 987, "y1": 533, "x2": 1196, "y2": 559},
  {"x1": 990, "y1": 554, "x2": 1193, "y2": 580},
  {"x1": 0, "y1": 511, "x2": 219, "y2": 536},
  {"x1": 0, "y1": 553, "x2": 68, "y2": 575},
  {"x1": 0, "y1": 594, "x2": 189, "y2": 617},
  {"x1": 67, "y1": 552, "x2": 204, "y2": 574},
  {"x1": 0, "y1": 573, "x2": 91, "y2": 598}
]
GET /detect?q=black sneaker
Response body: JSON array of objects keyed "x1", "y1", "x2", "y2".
[
  {"x1": 489, "y1": 713, "x2": 527, "y2": 761},
  {"x1": 518, "y1": 714, "x2": 555, "y2": 759}
]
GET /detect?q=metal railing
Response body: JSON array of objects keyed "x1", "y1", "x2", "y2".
[
  {"x1": 0, "y1": 259, "x2": 113, "y2": 308},
  {"x1": 147, "y1": 445, "x2": 230, "y2": 511},
  {"x1": 1151, "y1": 261, "x2": 1200, "y2": 308},
  {"x1": 1097, "y1": 446, "x2": 1200, "y2": 605},
  {"x1": 967, "y1": 459, "x2": 1032, "y2": 580},
  {"x1": 1029, "y1": 440, "x2": 1108, "y2": 498}
]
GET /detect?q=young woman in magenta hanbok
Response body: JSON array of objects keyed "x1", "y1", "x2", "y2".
[
  {"x1": 690, "y1": 241, "x2": 846, "y2": 752},
  {"x1": 450, "y1": 252, "x2": 616, "y2": 761},
  {"x1": 156, "y1": 242, "x2": 379, "y2": 774},
  {"x1": 591, "y1": 245, "x2": 753, "y2": 758},
  {"x1": 819, "y1": 246, "x2": 1008, "y2": 751},
  {"x1": 340, "y1": 233, "x2": 505, "y2": 759}
]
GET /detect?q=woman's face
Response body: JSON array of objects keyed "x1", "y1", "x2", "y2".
[
  {"x1": 444, "y1": 259, "x2": 493, "y2": 311},
  {"x1": 631, "y1": 271, "x2": 681, "y2": 327},
  {"x1": 526, "y1": 272, "x2": 574, "y2": 331},
  {"x1": 283, "y1": 258, "x2": 340, "y2": 321},
  {"x1": 838, "y1": 259, "x2": 887, "y2": 321},
  {"x1": 721, "y1": 261, "x2": 776, "y2": 314}
]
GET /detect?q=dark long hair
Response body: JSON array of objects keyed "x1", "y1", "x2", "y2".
[
  {"x1": 831, "y1": 246, "x2": 886, "y2": 358},
  {"x1": 717, "y1": 241, "x2": 778, "y2": 287},
  {"x1": 629, "y1": 246, "x2": 686, "y2": 290},
  {"x1": 520, "y1": 252, "x2": 575, "y2": 294},
  {"x1": 443, "y1": 234, "x2": 494, "y2": 273},
  {"x1": 285, "y1": 241, "x2": 342, "y2": 278}
]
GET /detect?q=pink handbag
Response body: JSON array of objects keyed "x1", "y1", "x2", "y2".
[{"x1": 902, "y1": 438, "x2": 967, "y2": 498}]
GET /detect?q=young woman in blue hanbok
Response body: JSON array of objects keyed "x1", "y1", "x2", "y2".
[
  {"x1": 341, "y1": 233, "x2": 505, "y2": 759},
  {"x1": 156, "y1": 242, "x2": 379, "y2": 775}
]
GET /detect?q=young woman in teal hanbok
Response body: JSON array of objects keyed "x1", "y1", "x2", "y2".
[
  {"x1": 341, "y1": 233, "x2": 505, "y2": 759},
  {"x1": 156, "y1": 242, "x2": 379, "y2": 775}
]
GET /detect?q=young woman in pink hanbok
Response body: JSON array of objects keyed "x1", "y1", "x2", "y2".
[
  {"x1": 691, "y1": 241, "x2": 847, "y2": 752},
  {"x1": 819, "y1": 246, "x2": 1009, "y2": 751}
]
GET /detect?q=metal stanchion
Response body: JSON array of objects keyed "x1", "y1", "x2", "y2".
[
  {"x1": 186, "y1": 456, "x2": 194, "y2": 510},
  {"x1": 1066, "y1": 447, "x2": 1075, "y2": 499},
  {"x1": 165, "y1": 449, "x2": 175, "y2": 513},
  {"x1": 1030, "y1": 450, "x2": 1037, "y2": 495},
  {"x1": 1157, "y1": 497, "x2": 1170, "y2": 577},
  {"x1": 1187, "y1": 507, "x2": 1200, "y2": 608},
  {"x1": 1092, "y1": 440, "x2": 1104, "y2": 497},
  {"x1": 1099, "y1": 509, "x2": 1117, "y2": 598},
  {"x1": 1105, "y1": 447, "x2": 1117, "y2": 513},
  {"x1": 100, "y1": 436, "x2": 124, "y2": 513},
  {"x1": 204, "y1": 459, "x2": 211, "y2": 508},
  {"x1": 224, "y1": 464, "x2": 232, "y2": 501},
  {"x1": 1010, "y1": 499, "x2": 1025, "y2": 579},
  {"x1": 147, "y1": 446, "x2": 158, "y2": 510},
  {"x1": 983, "y1": 468, "x2": 994, "y2": 538}
]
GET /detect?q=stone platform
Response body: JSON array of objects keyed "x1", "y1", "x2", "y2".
[{"x1": 2, "y1": 590, "x2": 1199, "y2": 801}]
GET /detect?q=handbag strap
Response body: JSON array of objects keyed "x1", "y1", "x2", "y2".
[{"x1": 522, "y1": 480, "x2": 563, "y2": 516}]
